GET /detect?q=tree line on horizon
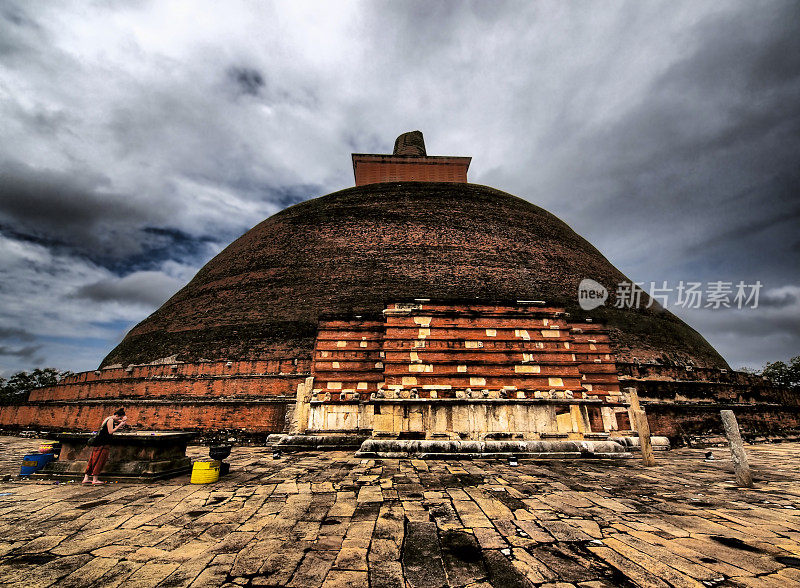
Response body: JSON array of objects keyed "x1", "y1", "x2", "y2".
[{"x1": 0, "y1": 368, "x2": 73, "y2": 405}]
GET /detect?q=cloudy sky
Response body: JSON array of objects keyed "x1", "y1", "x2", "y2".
[{"x1": 0, "y1": 0, "x2": 798, "y2": 376}]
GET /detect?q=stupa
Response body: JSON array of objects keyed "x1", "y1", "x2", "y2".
[{"x1": 1, "y1": 132, "x2": 795, "y2": 451}]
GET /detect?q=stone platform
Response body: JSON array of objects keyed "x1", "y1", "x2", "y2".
[
  {"x1": 1, "y1": 436, "x2": 800, "y2": 586},
  {"x1": 32, "y1": 431, "x2": 194, "y2": 482},
  {"x1": 267, "y1": 433, "x2": 370, "y2": 452},
  {"x1": 269, "y1": 434, "x2": 670, "y2": 459},
  {"x1": 355, "y1": 438, "x2": 636, "y2": 459}
]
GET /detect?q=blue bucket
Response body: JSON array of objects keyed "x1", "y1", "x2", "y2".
[{"x1": 20, "y1": 453, "x2": 54, "y2": 476}]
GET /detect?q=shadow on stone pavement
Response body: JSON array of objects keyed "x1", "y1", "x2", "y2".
[{"x1": 1, "y1": 436, "x2": 800, "y2": 587}]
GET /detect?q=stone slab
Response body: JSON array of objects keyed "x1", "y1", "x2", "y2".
[{"x1": 0, "y1": 436, "x2": 798, "y2": 587}]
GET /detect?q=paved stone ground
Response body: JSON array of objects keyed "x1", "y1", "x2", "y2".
[{"x1": 1, "y1": 436, "x2": 800, "y2": 587}]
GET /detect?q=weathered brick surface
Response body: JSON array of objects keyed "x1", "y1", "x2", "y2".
[
  {"x1": 28, "y1": 376, "x2": 298, "y2": 401},
  {"x1": 5, "y1": 307, "x2": 796, "y2": 437},
  {"x1": 619, "y1": 361, "x2": 797, "y2": 405},
  {"x1": 0, "y1": 402, "x2": 288, "y2": 432},
  {"x1": 101, "y1": 183, "x2": 728, "y2": 370},
  {"x1": 645, "y1": 404, "x2": 800, "y2": 439},
  {"x1": 3, "y1": 316, "x2": 795, "y2": 437},
  {"x1": 311, "y1": 303, "x2": 621, "y2": 404},
  {"x1": 0, "y1": 359, "x2": 303, "y2": 432},
  {"x1": 619, "y1": 361, "x2": 800, "y2": 439},
  {"x1": 27, "y1": 359, "x2": 309, "y2": 402},
  {"x1": 393, "y1": 130, "x2": 427, "y2": 155},
  {"x1": 353, "y1": 156, "x2": 470, "y2": 185},
  {"x1": 313, "y1": 320, "x2": 384, "y2": 401}
]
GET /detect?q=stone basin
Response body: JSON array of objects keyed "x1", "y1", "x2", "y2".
[{"x1": 33, "y1": 431, "x2": 196, "y2": 482}]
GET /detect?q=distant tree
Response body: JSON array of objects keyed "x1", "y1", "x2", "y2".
[
  {"x1": 0, "y1": 368, "x2": 73, "y2": 404},
  {"x1": 761, "y1": 356, "x2": 800, "y2": 393}
]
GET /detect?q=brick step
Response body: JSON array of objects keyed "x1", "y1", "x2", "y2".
[
  {"x1": 383, "y1": 328, "x2": 571, "y2": 341},
  {"x1": 314, "y1": 348, "x2": 382, "y2": 355},
  {"x1": 315, "y1": 341, "x2": 383, "y2": 350},
  {"x1": 384, "y1": 318, "x2": 570, "y2": 330},
  {"x1": 313, "y1": 373, "x2": 385, "y2": 384},
  {"x1": 315, "y1": 333, "x2": 384, "y2": 341},
  {"x1": 382, "y1": 341, "x2": 577, "y2": 352},
  {"x1": 384, "y1": 353, "x2": 596, "y2": 367},
  {"x1": 382, "y1": 351, "x2": 583, "y2": 361},
  {"x1": 584, "y1": 387, "x2": 621, "y2": 395},
  {"x1": 382, "y1": 365, "x2": 583, "y2": 377},
  {"x1": 313, "y1": 361, "x2": 385, "y2": 371},
  {"x1": 384, "y1": 376, "x2": 583, "y2": 389},
  {"x1": 583, "y1": 380, "x2": 621, "y2": 386},
  {"x1": 316, "y1": 320, "x2": 384, "y2": 328},
  {"x1": 576, "y1": 364, "x2": 618, "y2": 373},
  {"x1": 384, "y1": 304, "x2": 567, "y2": 315},
  {"x1": 574, "y1": 353, "x2": 614, "y2": 360},
  {"x1": 378, "y1": 388, "x2": 592, "y2": 397}
]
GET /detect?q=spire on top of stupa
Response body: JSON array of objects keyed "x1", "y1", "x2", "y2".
[
  {"x1": 352, "y1": 131, "x2": 471, "y2": 186},
  {"x1": 393, "y1": 130, "x2": 426, "y2": 156}
]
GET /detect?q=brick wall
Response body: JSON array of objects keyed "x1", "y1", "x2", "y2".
[
  {"x1": 102, "y1": 183, "x2": 728, "y2": 370},
  {"x1": 0, "y1": 359, "x2": 307, "y2": 433},
  {"x1": 618, "y1": 361, "x2": 800, "y2": 439},
  {"x1": 311, "y1": 302, "x2": 621, "y2": 401},
  {"x1": 619, "y1": 362, "x2": 797, "y2": 406},
  {"x1": 645, "y1": 404, "x2": 800, "y2": 439},
  {"x1": 352, "y1": 155, "x2": 470, "y2": 186},
  {"x1": 0, "y1": 402, "x2": 287, "y2": 432},
  {"x1": 3, "y1": 313, "x2": 796, "y2": 439}
]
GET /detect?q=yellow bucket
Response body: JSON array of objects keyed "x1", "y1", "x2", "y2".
[
  {"x1": 39, "y1": 440, "x2": 59, "y2": 453},
  {"x1": 190, "y1": 460, "x2": 221, "y2": 484}
]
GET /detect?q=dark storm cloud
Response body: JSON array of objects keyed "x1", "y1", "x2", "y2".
[
  {"x1": 678, "y1": 295, "x2": 800, "y2": 369},
  {"x1": 0, "y1": 2, "x2": 44, "y2": 59},
  {"x1": 107, "y1": 228, "x2": 220, "y2": 274},
  {"x1": 579, "y1": 9, "x2": 800, "y2": 188},
  {"x1": 228, "y1": 67, "x2": 265, "y2": 97},
  {"x1": 0, "y1": 327, "x2": 35, "y2": 342},
  {"x1": 0, "y1": 161, "x2": 154, "y2": 259},
  {"x1": 1, "y1": 162, "x2": 125, "y2": 225},
  {"x1": 263, "y1": 184, "x2": 321, "y2": 208},
  {"x1": 702, "y1": 309, "x2": 800, "y2": 340},
  {"x1": 759, "y1": 289, "x2": 800, "y2": 310},
  {"x1": 0, "y1": 162, "x2": 257, "y2": 271},
  {"x1": 0, "y1": 1, "x2": 796, "y2": 373},
  {"x1": 696, "y1": 199, "x2": 800, "y2": 251},
  {"x1": 557, "y1": 1, "x2": 800, "y2": 294},
  {"x1": 72, "y1": 271, "x2": 183, "y2": 307},
  {"x1": 0, "y1": 344, "x2": 42, "y2": 362},
  {"x1": 224, "y1": 64, "x2": 319, "y2": 109}
]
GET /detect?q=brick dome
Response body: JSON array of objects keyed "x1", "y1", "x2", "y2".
[{"x1": 102, "y1": 182, "x2": 728, "y2": 369}]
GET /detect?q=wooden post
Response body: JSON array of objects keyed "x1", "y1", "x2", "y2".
[
  {"x1": 720, "y1": 410, "x2": 754, "y2": 487},
  {"x1": 632, "y1": 409, "x2": 656, "y2": 466},
  {"x1": 625, "y1": 386, "x2": 640, "y2": 411}
]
